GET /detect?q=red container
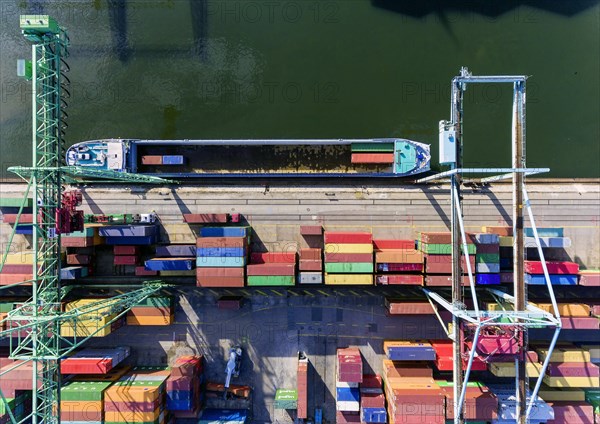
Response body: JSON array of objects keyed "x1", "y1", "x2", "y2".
[
  {"x1": 114, "y1": 245, "x2": 139, "y2": 255},
  {"x1": 0, "y1": 273, "x2": 33, "y2": 286},
  {"x1": 135, "y1": 266, "x2": 158, "y2": 276},
  {"x1": 351, "y1": 153, "x2": 394, "y2": 164},
  {"x1": 420, "y1": 232, "x2": 476, "y2": 244},
  {"x1": 386, "y1": 301, "x2": 434, "y2": 315},
  {"x1": 196, "y1": 277, "x2": 245, "y2": 287},
  {"x1": 128, "y1": 306, "x2": 171, "y2": 317},
  {"x1": 141, "y1": 155, "x2": 163, "y2": 165},
  {"x1": 579, "y1": 272, "x2": 600, "y2": 287},
  {"x1": 166, "y1": 376, "x2": 194, "y2": 391},
  {"x1": 299, "y1": 260, "x2": 322, "y2": 271},
  {"x1": 376, "y1": 274, "x2": 423, "y2": 285},
  {"x1": 441, "y1": 384, "x2": 497, "y2": 421},
  {"x1": 547, "y1": 402, "x2": 595, "y2": 423},
  {"x1": 60, "y1": 358, "x2": 112, "y2": 374},
  {"x1": 0, "y1": 264, "x2": 32, "y2": 274},
  {"x1": 184, "y1": 213, "x2": 228, "y2": 223},
  {"x1": 324, "y1": 232, "x2": 372, "y2": 244},
  {"x1": 114, "y1": 255, "x2": 138, "y2": 265},
  {"x1": 338, "y1": 372, "x2": 362, "y2": 383},
  {"x1": 67, "y1": 254, "x2": 91, "y2": 265},
  {"x1": 424, "y1": 255, "x2": 476, "y2": 274},
  {"x1": 561, "y1": 316, "x2": 599, "y2": 329},
  {"x1": 373, "y1": 239, "x2": 415, "y2": 250},
  {"x1": 246, "y1": 264, "x2": 295, "y2": 276},
  {"x1": 300, "y1": 248, "x2": 321, "y2": 260},
  {"x1": 361, "y1": 374, "x2": 382, "y2": 389},
  {"x1": 360, "y1": 391, "x2": 385, "y2": 408},
  {"x1": 377, "y1": 263, "x2": 423, "y2": 273},
  {"x1": 484, "y1": 226, "x2": 513, "y2": 236},
  {"x1": 300, "y1": 225, "x2": 322, "y2": 235},
  {"x1": 250, "y1": 252, "x2": 296, "y2": 264},
  {"x1": 336, "y1": 412, "x2": 361, "y2": 423},
  {"x1": 196, "y1": 237, "x2": 246, "y2": 248},
  {"x1": 197, "y1": 267, "x2": 245, "y2": 277},
  {"x1": 325, "y1": 253, "x2": 373, "y2": 263},
  {"x1": 2, "y1": 214, "x2": 34, "y2": 224},
  {"x1": 425, "y1": 275, "x2": 471, "y2": 286},
  {"x1": 60, "y1": 409, "x2": 102, "y2": 421},
  {"x1": 62, "y1": 237, "x2": 94, "y2": 247},
  {"x1": 525, "y1": 261, "x2": 579, "y2": 274}
]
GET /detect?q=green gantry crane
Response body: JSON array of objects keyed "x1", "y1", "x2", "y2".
[{"x1": 0, "y1": 15, "x2": 173, "y2": 424}]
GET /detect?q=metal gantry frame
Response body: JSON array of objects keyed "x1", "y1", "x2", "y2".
[
  {"x1": 0, "y1": 15, "x2": 171, "y2": 424},
  {"x1": 417, "y1": 68, "x2": 561, "y2": 424}
]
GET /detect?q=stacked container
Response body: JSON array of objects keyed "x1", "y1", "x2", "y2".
[
  {"x1": 360, "y1": 374, "x2": 386, "y2": 424},
  {"x1": 100, "y1": 224, "x2": 158, "y2": 246},
  {"x1": 61, "y1": 347, "x2": 130, "y2": 374},
  {"x1": 430, "y1": 340, "x2": 486, "y2": 372},
  {"x1": 579, "y1": 269, "x2": 600, "y2": 287},
  {"x1": 61, "y1": 380, "x2": 112, "y2": 424},
  {"x1": 482, "y1": 226, "x2": 514, "y2": 283},
  {"x1": 336, "y1": 347, "x2": 362, "y2": 417},
  {"x1": 298, "y1": 248, "x2": 323, "y2": 284},
  {"x1": 113, "y1": 245, "x2": 140, "y2": 267},
  {"x1": 104, "y1": 367, "x2": 169, "y2": 424},
  {"x1": 420, "y1": 232, "x2": 475, "y2": 287},
  {"x1": 437, "y1": 380, "x2": 497, "y2": 422},
  {"x1": 196, "y1": 227, "x2": 250, "y2": 287},
  {"x1": 537, "y1": 344, "x2": 598, "y2": 389},
  {"x1": 297, "y1": 353, "x2": 308, "y2": 419},
  {"x1": 525, "y1": 260, "x2": 580, "y2": 286},
  {"x1": 62, "y1": 226, "x2": 104, "y2": 248},
  {"x1": 474, "y1": 232, "x2": 501, "y2": 285},
  {"x1": 488, "y1": 384, "x2": 554, "y2": 423},
  {"x1": 60, "y1": 299, "x2": 124, "y2": 337},
  {"x1": 0, "y1": 390, "x2": 31, "y2": 424},
  {"x1": 325, "y1": 232, "x2": 373, "y2": 285},
  {"x1": 126, "y1": 296, "x2": 174, "y2": 326},
  {"x1": 247, "y1": 252, "x2": 296, "y2": 287},
  {"x1": 167, "y1": 355, "x2": 204, "y2": 417},
  {"x1": 374, "y1": 239, "x2": 423, "y2": 285},
  {"x1": 0, "y1": 250, "x2": 33, "y2": 286}
]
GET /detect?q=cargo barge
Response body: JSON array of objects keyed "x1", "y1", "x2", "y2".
[{"x1": 65, "y1": 138, "x2": 431, "y2": 178}]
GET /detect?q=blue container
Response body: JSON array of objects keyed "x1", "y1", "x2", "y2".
[
  {"x1": 386, "y1": 344, "x2": 435, "y2": 361},
  {"x1": 336, "y1": 387, "x2": 360, "y2": 402},
  {"x1": 476, "y1": 263, "x2": 500, "y2": 273},
  {"x1": 361, "y1": 407, "x2": 387, "y2": 423},
  {"x1": 104, "y1": 235, "x2": 156, "y2": 245},
  {"x1": 524, "y1": 227, "x2": 563, "y2": 237},
  {"x1": 60, "y1": 266, "x2": 88, "y2": 280},
  {"x1": 525, "y1": 236, "x2": 570, "y2": 248},
  {"x1": 145, "y1": 258, "x2": 194, "y2": 271},
  {"x1": 476, "y1": 273, "x2": 501, "y2": 285},
  {"x1": 167, "y1": 398, "x2": 194, "y2": 411},
  {"x1": 199, "y1": 408, "x2": 248, "y2": 424},
  {"x1": 162, "y1": 155, "x2": 184, "y2": 165},
  {"x1": 196, "y1": 256, "x2": 246, "y2": 267},
  {"x1": 525, "y1": 274, "x2": 578, "y2": 285},
  {"x1": 474, "y1": 233, "x2": 499, "y2": 244},
  {"x1": 199, "y1": 227, "x2": 249, "y2": 238},
  {"x1": 15, "y1": 225, "x2": 33, "y2": 234},
  {"x1": 0, "y1": 207, "x2": 33, "y2": 214},
  {"x1": 197, "y1": 247, "x2": 246, "y2": 257},
  {"x1": 99, "y1": 225, "x2": 157, "y2": 237},
  {"x1": 155, "y1": 245, "x2": 196, "y2": 257},
  {"x1": 167, "y1": 390, "x2": 193, "y2": 401}
]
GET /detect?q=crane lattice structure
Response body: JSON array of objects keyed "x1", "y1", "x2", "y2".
[
  {"x1": 417, "y1": 67, "x2": 561, "y2": 424},
  {"x1": 0, "y1": 15, "x2": 173, "y2": 424}
]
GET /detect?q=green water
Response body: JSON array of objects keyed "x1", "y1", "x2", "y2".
[{"x1": 0, "y1": 0, "x2": 598, "y2": 177}]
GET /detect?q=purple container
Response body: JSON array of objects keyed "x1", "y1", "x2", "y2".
[
  {"x1": 155, "y1": 245, "x2": 196, "y2": 257},
  {"x1": 99, "y1": 225, "x2": 157, "y2": 237}
]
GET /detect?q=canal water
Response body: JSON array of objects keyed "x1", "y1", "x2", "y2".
[{"x1": 0, "y1": 0, "x2": 598, "y2": 177}]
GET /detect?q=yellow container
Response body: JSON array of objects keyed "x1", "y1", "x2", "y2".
[
  {"x1": 488, "y1": 362, "x2": 541, "y2": 377},
  {"x1": 324, "y1": 243, "x2": 373, "y2": 254},
  {"x1": 535, "y1": 303, "x2": 590, "y2": 317},
  {"x1": 537, "y1": 347, "x2": 590, "y2": 363},
  {"x1": 126, "y1": 315, "x2": 173, "y2": 326},
  {"x1": 543, "y1": 375, "x2": 598, "y2": 388},
  {"x1": 105, "y1": 408, "x2": 159, "y2": 422},
  {"x1": 324, "y1": 274, "x2": 373, "y2": 285},
  {"x1": 105, "y1": 385, "x2": 161, "y2": 403},
  {"x1": 375, "y1": 249, "x2": 423, "y2": 264},
  {"x1": 60, "y1": 315, "x2": 116, "y2": 337},
  {"x1": 499, "y1": 236, "x2": 513, "y2": 247},
  {"x1": 161, "y1": 223, "x2": 196, "y2": 244},
  {"x1": 487, "y1": 303, "x2": 515, "y2": 311},
  {"x1": 64, "y1": 298, "x2": 119, "y2": 315},
  {"x1": 538, "y1": 388, "x2": 585, "y2": 401},
  {"x1": 4, "y1": 251, "x2": 35, "y2": 265}
]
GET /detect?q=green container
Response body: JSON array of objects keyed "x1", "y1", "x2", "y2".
[
  {"x1": 584, "y1": 388, "x2": 600, "y2": 412},
  {"x1": 134, "y1": 296, "x2": 173, "y2": 308},
  {"x1": 476, "y1": 253, "x2": 500, "y2": 263},
  {"x1": 247, "y1": 276, "x2": 295, "y2": 286},
  {"x1": 275, "y1": 389, "x2": 298, "y2": 409},
  {"x1": 418, "y1": 241, "x2": 476, "y2": 255},
  {"x1": 324, "y1": 262, "x2": 373, "y2": 273},
  {"x1": 0, "y1": 302, "x2": 15, "y2": 313},
  {"x1": 61, "y1": 381, "x2": 113, "y2": 401},
  {"x1": 63, "y1": 227, "x2": 95, "y2": 237},
  {"x1": 0, "y1": 198, "x2": 33, "y2": 207},
  {"x1": 351, "y1": 142, "x2": 395, "y2": 152}
]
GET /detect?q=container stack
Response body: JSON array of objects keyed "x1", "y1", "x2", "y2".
[
  {"x1": 360, "y1": 374, "x2": 386, "y2": 424},
  {"x1": 114, "y1": 245, "x2": 140, "y2": 268},
  {"x1": 488, "y1": 384, "x2": 554, "y2": 424},
  {"x1": 60, "y1": 265, "x2": 89, "y2": 280},
  {"x1": 297, "y1": 353, "x2": 308, "y2": 419},
  {"x1": 67, "y1": 247, "x2": 94, "y2": 277},
  {"x1": 195, "y1": 227, "x2": 250, "y2": 287},
  {"x1": 100, "y1": 224, "x2": 158, "y2": 246},
  {"x1": 381, "y1": 355, "x2": 445, "y2": 424},
  {"x1": 0, "y1": 251, "x2": 33, "y2": 286},
  {"x1": 350, "y1": 142, "x2": 395, "y2": 165},
  {"x1": 60, "y1": 380, "x2": 112, "y2": 424},
  {"x1": 525, "y1": 260, "x2": 580, "y2": 286},
  {"x1": 0, "y1": 390, "x2": 31, "y2": 424},
  {"x1": 579, "y1": 269, "x2": 600, "y2": 287},
  {"x1": 374, "y1": 239, "x2": 423, "y2": 286},
  {"x1": 536, "y1": 301, "x2": 598, "y2": 330},
  {"x1": 126, "y1": 296, "x2": 174, "y2": 326},
  {"x1": 437, "y1": 380, "x2": 497, "y2": 423},
  {"x1": 474, "y1": 232, "x2": 500, "y2": 285},
  {"x1": 167, "y1": 355, "x2": 204, "y2": 417},
  {"x1": 420, "y1": 232, "x2": 475, "y2": 287},
  {"x1": 104, "y1": 367, "x2": 169, "y2": 424},
  {"x1": 60, "y1": 299, "x2": 124, "y2": 337},
  {"x1": 61, "y1": 347, "x2": 130, "y2": 374},
  {"x1": 537, "y1": 344, "x2": 598, "y2": 389},
  {"x1": 247, "y1": 252, "x2": 296, "y2": 287},
  {"x1": 336, "y1": 347, "x2": 362, "y2": 421},
  {"x1": 482, "y1": 226, "x2": 513, "y2": 283},
  {"x1": 298, "y1": 248, "x2": 323, "y2": 285},
  {"x1": 325, "y1": 232, "x2": 373, "y2": 285},
  {"x1": 62, "y1": 226, "x2": 104, "y2": 248},
  {"x1": 430, "y1": 340, "x2": 486, "y2": 372},
  {"x1": 0, "y1": 360, "x2": 35, "y2": 418}
]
